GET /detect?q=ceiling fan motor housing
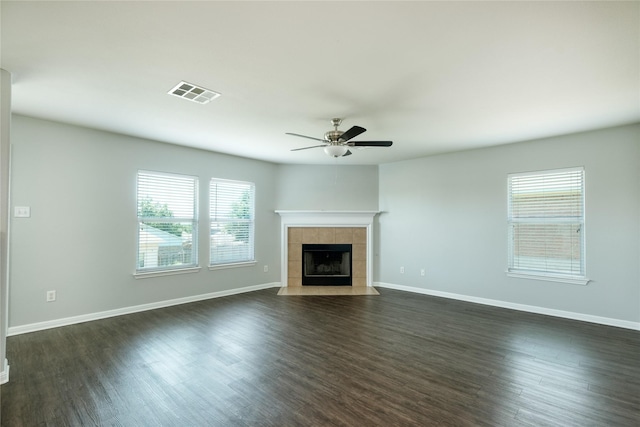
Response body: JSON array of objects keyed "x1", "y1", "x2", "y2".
[{"x1": 324, "y1": 130, "x2": 345, "y2": 143}]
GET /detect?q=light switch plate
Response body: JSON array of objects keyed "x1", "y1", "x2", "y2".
[{"x1": 14, "y1": 206, "x2": 31, "y2": 218}]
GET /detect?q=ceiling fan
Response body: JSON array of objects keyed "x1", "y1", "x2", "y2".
[{"x1": 287, "y1": 118, "x2": 393, "y2": 157}]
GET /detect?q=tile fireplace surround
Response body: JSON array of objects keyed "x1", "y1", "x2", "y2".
[{"x1": 275, "y1": 211, "x2": 379, "y2": 287}]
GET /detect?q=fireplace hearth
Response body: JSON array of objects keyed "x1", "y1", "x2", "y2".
[{"x1": 302, "y1": 244, "x2": 352, "y2": 286}]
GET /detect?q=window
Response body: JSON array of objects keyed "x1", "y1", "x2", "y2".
[
  {"x1": 507, "y1": 167, "x2": 587, "y2": 284},
  {"x1": 136, "y1": 171, "x2": 198, "y2": 274},
  {"x1": 209, "y1": 178, "x2": 255, "y2": 267}
]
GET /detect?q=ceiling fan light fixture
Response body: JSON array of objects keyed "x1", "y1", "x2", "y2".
[{"x1": 324, "y1": 145, "x2": 348, "y2": 157}]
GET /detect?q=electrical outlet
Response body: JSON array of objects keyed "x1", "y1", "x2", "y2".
[
  {"x1": 421, "y1": 269, "x2": 426, "y2": 276},
  {"x1": 263, "y1": 265, "x2": 268, "y2": 273},
  {"x1": 46, "y1": 290, "x2": 56, "y2": 302},
  {"x1": 400, "y1": 266, "x2": 405, "y2": 274}
]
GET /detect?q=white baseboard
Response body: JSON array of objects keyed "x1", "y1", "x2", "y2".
[
  {"x1": 0, "y1": 358, "x2": 9, "y2": 384},
  {"x1": 374, "y1": 282, "x2": 640, "y2": 331},
  {"x1": 8, "y1": 282, "x2": 281, "y2": 336},
  {"x1": 8, "y1": 281, "x2": 637, "y2": 336}
]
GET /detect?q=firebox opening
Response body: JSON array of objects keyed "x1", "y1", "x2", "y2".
[{"x1": 302, "y1": 244, "x2": 352, "y2": 286}]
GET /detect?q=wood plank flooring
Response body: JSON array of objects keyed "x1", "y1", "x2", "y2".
[{"x1": 1, "y1": 288, "x2": 639, "y2": 426}]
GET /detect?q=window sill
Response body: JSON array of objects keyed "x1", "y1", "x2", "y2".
[
  {"x1": 209, "y1": 261, "x2": 257, "y2": 271},
  {"x1": 134, "y1": 266, "x2": 201, "y2": 279},
  {"x1": 506, "y1": 271, "x2": 590, "y2": 286}
]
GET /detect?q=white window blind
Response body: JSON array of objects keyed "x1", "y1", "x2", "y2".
[
  {"x1": 508, "y1": 167, "x2": 585, "y2": 279},
  {"x1": 137, "y1": 171, "x2": 198, "y2": 272},
  {"x1": 209, "y1": 179, "x2": 255, "y2": 266}
]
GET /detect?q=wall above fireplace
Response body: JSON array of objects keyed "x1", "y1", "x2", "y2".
[{"x1": 275, "y1": 211, "x2": 379, "y2": 287}]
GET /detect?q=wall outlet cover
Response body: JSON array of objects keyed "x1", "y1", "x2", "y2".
[{"x1": 14, "y1": 206, "x2": 31, "y2": 218}]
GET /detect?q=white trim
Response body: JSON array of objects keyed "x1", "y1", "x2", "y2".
[
  {"x1": 7, "y1": 282, "x2": 281, "y2": 336},
  {"x1": 208, "y1": 261, "x2": 257, "y2": 271},
  {"x1": 133, "y1": 266, "x2": 201, "y2": 279},
  {"x1": 374, "y1": 282, "x2": 640, "y2": 331},
  {"x1": 506, "y1": 271, "x2": 590, "y2": 286},
  {"x1": 508, "y1": 165, "x2": 585, "y2": 179},
  {"x1": 275, "y1": 210, "x2": 380, "y2": 226},
  {"x1": 0, "y1": 358, "x2": 9, "y2": 384}
]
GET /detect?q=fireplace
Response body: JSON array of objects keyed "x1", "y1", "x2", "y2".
[
  {"x1": 275, "y1": 210, "x2": 379, "y2": 287},
  {"x1": 302, "y1": 244, "x2": 352, "y2": 286}
]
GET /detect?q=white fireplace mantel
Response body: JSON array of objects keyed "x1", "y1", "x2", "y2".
[
  {"x1": 275, "y1": 210, "x2": 379, "y2": 225},
  {"x1": 275, "y1": 210, "x2": 380, "y2": 287}
]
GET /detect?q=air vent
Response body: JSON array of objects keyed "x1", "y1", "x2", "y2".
[{"x1": 168, "y1": 81, "x2": 220, "y2": 104}]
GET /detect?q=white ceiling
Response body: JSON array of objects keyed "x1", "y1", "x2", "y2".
[{"x1": 1, "y1": 1, "x2": 638, "y2": 165}]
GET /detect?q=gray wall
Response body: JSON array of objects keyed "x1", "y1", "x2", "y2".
[
  {"x1": 276, "y1": 164, "x2": 379, "y2": 211},
  {"x1": 8, "y1": 115, "x2": 281, "y2": 328},
  {"x1": 378, "y1": 124, "x2": 640, "y2": 323}
]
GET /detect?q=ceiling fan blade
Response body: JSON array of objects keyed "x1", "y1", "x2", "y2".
[
  {"x1": 285, "y1": 132, "x2": 326, "y2": 143},
  {"x1": 290, "y1": 145, "x2": 326, "y2": 151},
  {"x1": 342, "y1": 150, "x2": 352, "y2": 157},
  {"x1": 349, "y1": 141, "x2": 393, "y2": 147},
  {"x1": 339, "y1": 126, "x2": 366, "y2": 142}
]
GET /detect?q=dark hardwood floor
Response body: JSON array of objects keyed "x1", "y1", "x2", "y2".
[{"x1": 2, "y1": 288, "x2": 639, "y2": 426}]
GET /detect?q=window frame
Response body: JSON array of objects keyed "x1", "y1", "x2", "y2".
[
  {"x1": 506, "y1": 167, "x2": 589, "y2": 285},
  {"x1": 135, "y1": 170, "x2": 200, "y2": 278},
  {"x1": 208, "y1": 178, "x2": 256, "y2": 269}
]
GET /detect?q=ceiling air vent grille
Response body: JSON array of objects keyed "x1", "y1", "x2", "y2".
[{"x1": 168, "y1": 81, "x2": 220, "y2": 104}]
